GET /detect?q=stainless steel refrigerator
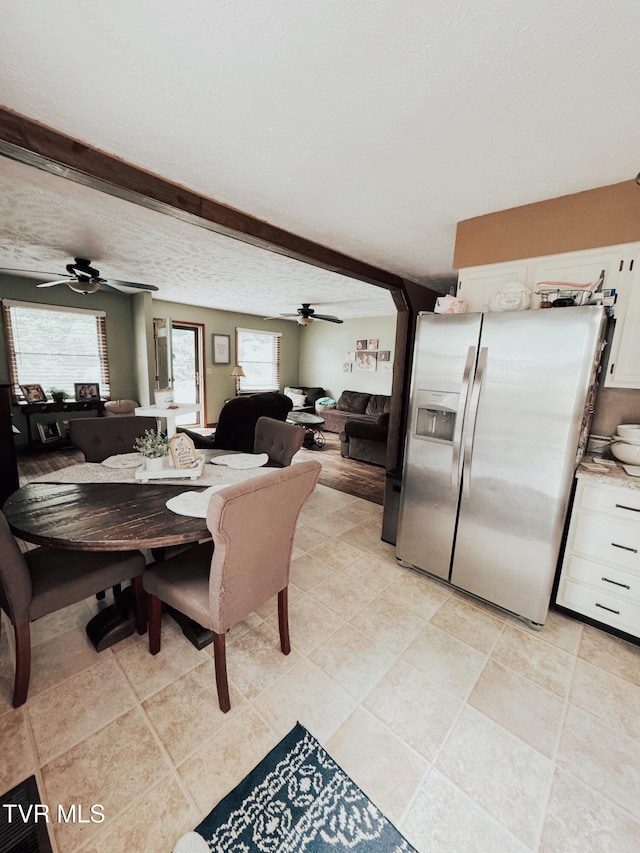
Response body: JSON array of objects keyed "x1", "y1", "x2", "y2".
[{"x1": 396, "y1": 306, "x2": 605, "y2": 626}]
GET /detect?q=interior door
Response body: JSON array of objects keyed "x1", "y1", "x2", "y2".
[{"x1": 171, "y1": 322, "x2": 205, "y2": 427}]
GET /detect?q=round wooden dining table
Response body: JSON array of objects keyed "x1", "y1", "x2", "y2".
[
  {"x1": 3, "y1": 481, "x2": 211, "y2": 551},
  {"x1": 4, "y1": 481, "x2": 216, "y2": 650}
]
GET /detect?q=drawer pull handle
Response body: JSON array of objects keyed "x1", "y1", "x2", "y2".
[
  {"x1": 601, "y1": 576, "x2": 631, "y2": 589},
  {"x1": 615, "y1": 503, "x2": 640, "y2": 513},
  {"x1": 611, "y1": 542, "x2": 637, "y2": 553},
  {"x1": 596, "y1": 602, "x2": 620, "y2": 615}
]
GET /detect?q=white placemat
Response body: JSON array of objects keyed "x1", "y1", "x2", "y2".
[
  {"x1": 165, "y1": 486, "x2": 225, "y2": 517},
  {"x1": 211, "y1": 452, "x2": 269, "y2": 469},
  {"x1": 101, "y1": 453, "x2": 144, "y2": 469}
]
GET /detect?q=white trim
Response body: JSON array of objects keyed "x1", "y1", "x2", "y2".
[
  {"x1": 2, "y1": 298, "x2": 106, "y2": 318},
  {"x1": 235, "y1": 326, "x2": 282, "y2": 337}
]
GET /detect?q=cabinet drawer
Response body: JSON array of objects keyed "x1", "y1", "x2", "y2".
[
  {"x1": 578, "y1": 483, "x2": 640, "y2": 519},
  {"x1": 562, "y1": 555, "x2": 640, "y2": 604},
  {"x1": 558, "y1": 579, "x2": 640, "y2": 635},
  {"x1": 572, "y1": 514, "x2": 640, "y2": 571}
]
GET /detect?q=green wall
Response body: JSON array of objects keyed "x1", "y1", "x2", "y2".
[
  {"x1": 120, "y1": 299, "x2": 302, "y2": 426},
  {"x1": 1, "y1": 276, "x2": 304, "y2": 440},
  {"x1": 298, "y1": 315, "x2": 398, "y2": 400},
  {"x1": 0, "y1": 273, "x2": 139, "y2": 442}
]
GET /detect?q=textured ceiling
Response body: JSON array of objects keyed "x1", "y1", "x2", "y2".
[
  {"x1": 0, "y1": 157, "x2": 397, "y2": 319},
  {"x1": 1, "y1": 0, "x2": 639, "y2": 312}
]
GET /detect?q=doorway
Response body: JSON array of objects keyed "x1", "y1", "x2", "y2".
[{"x1": 171, "y1": 321, "x2": 205, "y2": 427}]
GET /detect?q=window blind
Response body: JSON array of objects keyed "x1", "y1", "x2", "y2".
[
  {"x1": 235, "y1": 327, "x2": 281, "y2": 393},
  {"x1": 2, "y1": 299, "x2": 111, "y2": 401}
]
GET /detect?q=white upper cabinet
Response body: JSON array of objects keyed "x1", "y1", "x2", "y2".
[
  {"x1": 456, "y1": 262, "x2": 530, "y2": 312},
  {"x1": 605, "y1": 247, "x2": 640, "y2": 388},
  {"x1": 457, "y1": 243, "x2": 640, "y2": 389}
]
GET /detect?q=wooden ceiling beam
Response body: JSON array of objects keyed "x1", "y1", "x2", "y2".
[{"x1": 0, "y1": 106, "x2": 404, "y2": 291}]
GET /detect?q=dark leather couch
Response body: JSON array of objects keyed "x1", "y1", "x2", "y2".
[
  {"x1": 318, "y1": 390, "x2": 391, "y2": 433},
  {"x1": 286, "y1": 386, "x2": 325, "y2": 414},
  {"x1": 179, "y1": 392, "x2": 293, "y2": 451},
  {"x1": 339, "y1": 413, "x2": 389, "y2": 467}
]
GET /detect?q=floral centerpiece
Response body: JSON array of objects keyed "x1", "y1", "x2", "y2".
[{"x1": 133, "y1": 428, "x2": 169, "y2": 468}]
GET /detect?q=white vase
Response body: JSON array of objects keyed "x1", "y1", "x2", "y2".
[{"x1": 145, "y1": 456, "x2": 165, "y2": 471}]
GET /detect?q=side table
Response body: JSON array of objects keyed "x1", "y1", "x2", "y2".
[
  {"x1": 286, "y1": 411, "x2": 326, "y2": 448},
  {"x1": 19, "y1": 400, "x2": 105, "y2": 452}
]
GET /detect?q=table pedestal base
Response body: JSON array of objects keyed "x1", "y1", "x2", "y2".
[
  {"x1": 86, "y1": 586, "x2": 137, "y2": 651},
  {"x1": 167, "y1": 606, "x2": 214, "y2": 650}
]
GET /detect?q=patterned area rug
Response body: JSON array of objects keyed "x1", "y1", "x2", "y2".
[{"x1": 174, "y1": 723, "x2": 415, "y2": 852}]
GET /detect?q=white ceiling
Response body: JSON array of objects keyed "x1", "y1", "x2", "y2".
[{"x1": 1, "y1": 0, "x2": 639, "y2": 317}]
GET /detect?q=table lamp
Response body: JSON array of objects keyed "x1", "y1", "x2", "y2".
[{"x1": 231, "y1": 364, "x2": 245, "y2": 396}]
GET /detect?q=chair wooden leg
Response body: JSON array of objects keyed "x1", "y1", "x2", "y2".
[
  {"x1": 212, "y1": 632, "x2": 230, "y2": 713},
  {"x1": 278, "y1": 587, "x2": 290, "y2": 655},
  {"x1": 148, "y1": 595, "x2": 162, "y2": 655},
  {"x1": 13, "y1": 621, "x2": 31, "y2": 708},
  {"x1": 131, "y1": 576, "x2": 147, "y2": 634}
]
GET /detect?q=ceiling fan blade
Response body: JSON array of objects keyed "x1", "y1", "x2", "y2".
[
  {"x1": 36, "y1": 278, "x2": 73, "y2": 288},
  {"x1": 98, "y1": 282, "x2": 122, "y2": 294},
  {"x1": 105, "y1": 279, "x2": 159, "y2": 292},
  {"x1": 313, "y1": 314, "x2": 343, "y2": 323}
]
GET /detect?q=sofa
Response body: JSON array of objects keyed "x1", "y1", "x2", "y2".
[
  {"x1": 283, "y1": 386, "x2": 326, "y2": 414},
  {"x1": 317, "y1": 390, "x2": 391, "y2": 433},
  {"x1": 339, "y1": 413, "x2": 389, "y2": 467}
]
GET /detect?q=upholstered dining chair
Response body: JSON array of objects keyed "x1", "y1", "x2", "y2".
[
  {"x1": 69, "y1": 415, "x2": 157, "y2": 462},
  {"x1": 0, "y1": 512, "x2": 146, "y2": 707},
  {"x1": 143, "y1": 459, "x2": 322, "y2": 712},
  {"x1": 254, "y1": 416, "x2": 304, "y2": 467}
]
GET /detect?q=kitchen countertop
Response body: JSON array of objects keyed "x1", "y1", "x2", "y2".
[{"x1": 577, "y1": 458, "x2": 640, "y2": 490}]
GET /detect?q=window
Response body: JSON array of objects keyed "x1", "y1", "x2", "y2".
[
  {"x1": 235, "y1": 327, "x2": 281, "y2": 393},
  {"x1": 2, "y1": 300, "x2": 111, "y2": 401}
]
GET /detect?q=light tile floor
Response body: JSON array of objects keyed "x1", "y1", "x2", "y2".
[{"x1": 1, "y1": 483, "x2": 640, "y2": 852}]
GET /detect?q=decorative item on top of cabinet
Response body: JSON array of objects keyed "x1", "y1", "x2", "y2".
[
  {"x1": 555, "y1": 476, "x2": 640, "y2": 643},
  {"x1": 457, "y1": 242, "x2": 640, "y2": 389}
]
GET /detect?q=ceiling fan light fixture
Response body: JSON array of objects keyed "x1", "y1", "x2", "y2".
[
  {"x1": 297, "y1": 316, "x2": 313, "y2": 325},
  {"x1": 68, "y1": 278, "x2": 100, "y2": 295}
]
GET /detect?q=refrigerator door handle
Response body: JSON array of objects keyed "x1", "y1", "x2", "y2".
[
  {"x1": 462, "y1": 346, "x2": 488, "y2": 498},
  {"x1": 451, "y1": 345, "x2": 477, "y2": 493}
]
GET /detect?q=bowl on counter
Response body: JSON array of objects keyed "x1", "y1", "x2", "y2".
[
  {"x1": 616, "y1": 423, "x2": 640, "y2": 442},
  {"x1": 611, "y1": 440, "x2": 640, "y2": 465}
]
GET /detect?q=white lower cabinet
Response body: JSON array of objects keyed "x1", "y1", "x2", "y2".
[{"x1": 556, "y1": 478, "x2": 640, "y2": 640}]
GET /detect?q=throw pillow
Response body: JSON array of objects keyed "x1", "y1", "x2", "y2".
[
  {"x1": 316, "y1": 396, "x2": 336, "y2": 408},
  {"x1": 289, "y1": 393, "x2": 307, "y2": 408},
  {"x1": 284, "y1": 386, "x2": 305, "y2": 403}
]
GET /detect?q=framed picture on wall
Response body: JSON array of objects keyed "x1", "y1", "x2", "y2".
[
  {"x1": 342, "y1": 362, "x2": 352, "y2": 373},
  {"x1": 355, "y1": 351, "x2": 377, "y2": 371},
  {"x1": 377, "y1": 350, "x2": 391, "y2": 361},
  {"x1": 212, "y1": 334, "x2": 230, "y2": 364},
  {"x1": 367, "y1": 339, "x2": 379, "y2": 351}
]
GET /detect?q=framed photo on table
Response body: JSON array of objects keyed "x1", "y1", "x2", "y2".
[
  {"x1": 212, "y1": 334, "x2": 230, "y2": 364},
  {"x1": 74, "y1": 383, "x2": 100, "y2": 401},
  {"x1": 37, "y1": 420, "x2": 62, "y2": 444},
  {"x1": 20, "y1": 383, "x2": 47, "y2": 403}
]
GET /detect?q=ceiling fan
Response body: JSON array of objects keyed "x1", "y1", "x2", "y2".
[
  {"x1": 275, "y1": 303, "x2": 343, "y2": 325},
  {"x1": 2, "y1": 258, "x2": 159, "y2": 295}
]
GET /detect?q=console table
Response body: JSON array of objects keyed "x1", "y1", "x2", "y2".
[{"x1": 19, "y1": 400, "x2": 105, "y2": 451}]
